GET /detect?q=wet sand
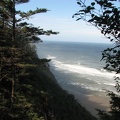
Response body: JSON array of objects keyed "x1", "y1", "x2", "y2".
[
  {"x1": 59, "y1": 80, "x2": 110, "y2": 117},
  {"x1": 70, "y1": 90, "x2": 110, "y2": 117},
  {"x1": 59, "y1": 80, "x2": 110, "y2": 118}
]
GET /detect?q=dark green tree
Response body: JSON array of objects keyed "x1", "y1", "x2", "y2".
[
  {"x1": 0, "y1": 0, "x2": 58, "y2": 119},
  {"x1": 73, "y1": 0, "x2": 120, "y2": 119}
]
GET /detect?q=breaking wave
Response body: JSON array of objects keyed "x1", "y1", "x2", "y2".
[{"x1": 47, "y1": 55, "x2": 116, "y2": 92}]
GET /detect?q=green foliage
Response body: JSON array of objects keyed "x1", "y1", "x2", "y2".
[
  {"x1": 18, "y1": 8, "x2": 48, "y2": 19},
  {"x1": 73, "y1": 0, "x2": 120, "y2": 43},
  {"x1": 0, "y1": 0, "x2": 96, "y2": 119},
  {"x1": 16, "y1": 64, "x2": 97, "y2": 120},
  {"x1": 74, "y1": 0, "x2": 120, "y2": 120},
  {"x1": 0, "y1": 0, "x2": 58, "y2": 119}
]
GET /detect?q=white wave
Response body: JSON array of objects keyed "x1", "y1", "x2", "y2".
[
  {"x1": 101, "y1": 69, "x2": 107, "y2": 72},
  {"x1": 68, "y1": 82, "x2": 105, "y2": 92},
  {"x1": 68, "y1": 82, "x2": 80, "y2": 86},
  {"x1": 47, "y1": 55, "x2": 56, "y2": 59},
  {"x1": 49, "y1": 57, "x2": 117, "y2": 91},
  {"x1": 51, "y1": 59, "x2": 116, "y2": 79},
  {"x1": 69, "y1": 82, "x2": 117, "y2": 93},
  {"x1": 82, "y1": 86, "x2": 105, "y2": 92}
]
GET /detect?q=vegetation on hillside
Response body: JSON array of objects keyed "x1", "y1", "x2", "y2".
[
  {"x1": 0, "y1": 0, "x2": 97, "y2": 119},
  {"x1": 73, "y1": 0, "x2": 120, "y2": 119}
]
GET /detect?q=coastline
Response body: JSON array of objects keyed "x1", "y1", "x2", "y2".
[
  {"x1": 46, "y1": 64, "x2": 110, "y2": 117},
  {"x1": 37, "y1": 41, "x2": 112, "y2": 118},
  {"x1": 57, "y1": 81, "x2": 110, "y2": 117},
  {"x1": 38, "y1": 64, "x2": 97, "y2": 119},
  {"x1": 46, "y1": 62, "x2": 111, "y2": 118},
  {"x1": 73, "y1": 91, "x2": 110, "y2": 117}
]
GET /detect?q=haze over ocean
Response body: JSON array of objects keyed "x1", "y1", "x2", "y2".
[{"x1": 36, "y1": 41, "x2": 116, "y2": 115}]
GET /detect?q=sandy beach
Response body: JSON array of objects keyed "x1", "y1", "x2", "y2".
[{"x1": 69, "y1": 90, "x2": 110, "y2": 117}]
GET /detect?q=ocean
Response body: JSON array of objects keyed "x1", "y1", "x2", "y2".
[{"x1": 36, "y1": 41, "x2": 116, "y2": 109}]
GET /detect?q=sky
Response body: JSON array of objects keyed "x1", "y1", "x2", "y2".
[{"x1": 16, "y1": 0, "x2": 111, "y2": 43}]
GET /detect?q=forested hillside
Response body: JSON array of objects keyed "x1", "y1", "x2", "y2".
[{"x1": 0, "y1": 0, "x2": 97, "y2": 119}]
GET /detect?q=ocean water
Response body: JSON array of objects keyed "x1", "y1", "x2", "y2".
[{"x1": 36, "y1": 41, "x2": 116, "y2": 97}]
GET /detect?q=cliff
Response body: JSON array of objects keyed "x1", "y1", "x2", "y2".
[
  {"x1": 0, "y1": 58, "x2": 97, "y2": 120},
  {"x1": 23, "y1": 63, "x2": 97, "y2": 120}
]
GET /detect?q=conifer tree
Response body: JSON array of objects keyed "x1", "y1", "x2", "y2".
[{"x1": 0, "y1": 0, "x2": 58, "y2": 119}]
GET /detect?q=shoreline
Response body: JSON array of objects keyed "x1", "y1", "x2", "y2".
[
  {"x1": 54, "y1": 78, "x2": 110, "y2": 117},
  {"x1": 54, "y1": 76, "x2": 110, "y2": 117},
  {"x1": 40, "y1": 65, "x2": 98, "y2": 119},
  {"x1": 66, "y1": 89, "x2": 110, "y2": 117}
]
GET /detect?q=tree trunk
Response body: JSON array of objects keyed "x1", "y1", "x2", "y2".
[{"x1": 11, "y1": 0, "x2": 16, "y2": 104}]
